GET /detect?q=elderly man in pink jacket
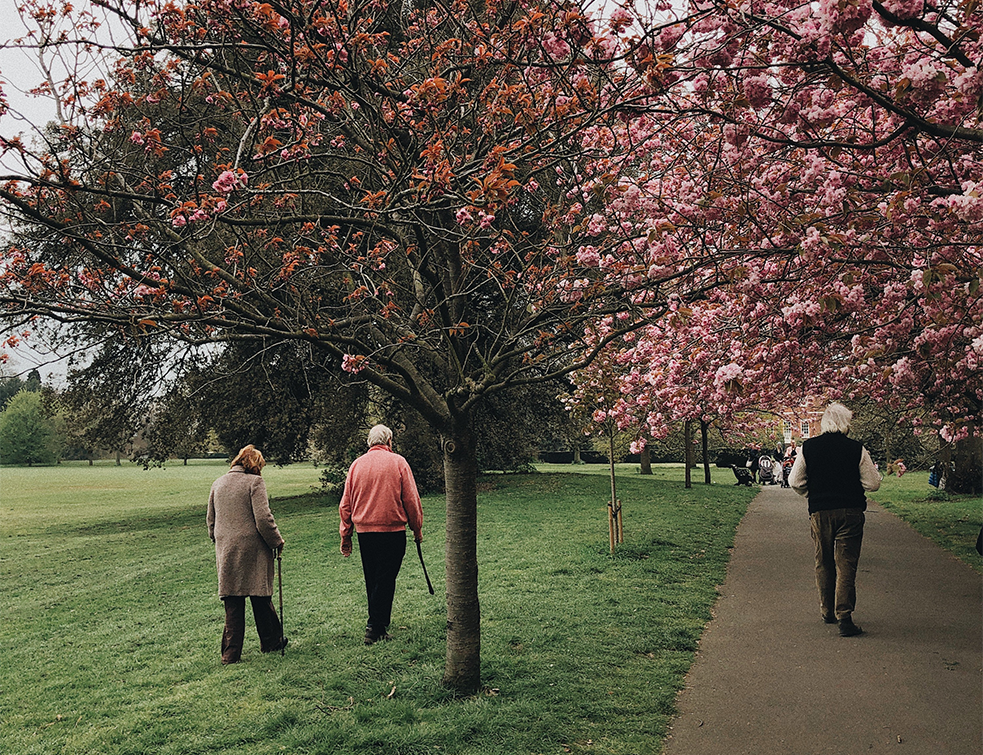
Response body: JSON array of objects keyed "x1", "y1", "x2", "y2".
[{"x1": 339, "y1": 424, "x2": 424, "y2": 644}]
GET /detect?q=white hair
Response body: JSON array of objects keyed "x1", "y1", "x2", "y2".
[
  {"x1": 367, "y1": 424, "x2": 393, "y2": 447},
  {"x1": 820, "y1": 403, "x2": 853, "y2": 434}
]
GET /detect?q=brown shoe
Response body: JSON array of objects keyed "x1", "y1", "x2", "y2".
[{"x1": 838, "y1": 619, "x2": 863, "y2": 637}]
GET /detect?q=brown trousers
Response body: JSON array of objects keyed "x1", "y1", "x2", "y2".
[
  {"x1": 221, "y1": 596, "x2": 283, "y2": 664},
  {"x1": 810, "y1": 508, "x2": 865, "y2": 621}
]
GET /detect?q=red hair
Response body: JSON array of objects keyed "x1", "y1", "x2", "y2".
[{"x1": 231, "y1": 444, "x2": 266, "y2": 475}]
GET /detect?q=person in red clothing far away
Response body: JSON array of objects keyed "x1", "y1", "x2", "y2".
[{"x1": 339, "y1": 424, "x2": 424, "y2": 645}]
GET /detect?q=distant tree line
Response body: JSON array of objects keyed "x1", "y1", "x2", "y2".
[
  {"x1": 0, "y1": 352, "x2": 584, "y2": 487},
  {"x1": 0, "y1": 358, "x2": 957, "y2": 491}
]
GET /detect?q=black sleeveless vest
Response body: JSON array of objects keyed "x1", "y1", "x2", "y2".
[{"x1": 800, "y1": 432, "x2": 867, "y2": 514}]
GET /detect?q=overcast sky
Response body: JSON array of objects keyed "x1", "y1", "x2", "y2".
[
  {"x1": 1, "y1": 4, "x2": 56, "y2": 139},
  {"x1": 1, "y1": 4, "x2": 69, "y2": 381}
]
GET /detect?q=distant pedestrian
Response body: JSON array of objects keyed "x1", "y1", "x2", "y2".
[
  {"x1": 339, "y1": 425, "x2": 424, "y2": 645},
  {"x1": 207, "y1": 444, "x2": 287, "y2": 664},
  {"x1": 748, "y1": 454, "x2": 759, "y2": 483},
  {"x1": 788, "y1": 403, "x2": 881, "y2": 637}
]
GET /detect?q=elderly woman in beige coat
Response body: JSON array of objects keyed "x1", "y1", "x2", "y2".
[{"x1": 207, "y1": 445, "x2": 287, "y2": 664}]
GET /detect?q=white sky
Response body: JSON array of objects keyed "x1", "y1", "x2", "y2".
[
  {"x1": 1, "y1": 4, "x2": 67, "y2": 380},
  {"x1": 0, "y1": 3, "x2": 58, "y2": 141}
]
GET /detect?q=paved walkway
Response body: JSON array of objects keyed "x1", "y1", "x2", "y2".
[{"x1": 662, "y1": 485, "x2": 982, "y2": 755}]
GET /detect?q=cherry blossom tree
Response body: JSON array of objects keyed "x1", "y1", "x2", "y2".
[
  {"x1": 569, "y1": 300, "x2": 797, "y2": 486},
  {"x1": 569, "y1": 0, "x2": 982, "y2": 485},
  {"x1": 0, "y1": 0, "x2": 694, "y2": 692}
]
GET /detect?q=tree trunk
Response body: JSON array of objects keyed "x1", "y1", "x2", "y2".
[
  {"x1": 701, "y1": 419, "x2": 711, "y2": 485},
  {"x1": 639, "y1": 445, "x2": 652, "y2": 475},
  {"x1": 950, "y1": 430, "x2": 982, "y2": 495},
  {"x1": 573, "y1": 446, "x2": 581, "y2": 464},
  {"x1": 441, "y1": 422, "x2": 481, "y2": 694},
  {"x1": 684, "y1": 420, "x2": 693, "y2": 489}
]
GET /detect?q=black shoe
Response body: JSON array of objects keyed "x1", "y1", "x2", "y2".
[
  {"x1": 264, "y1": 636, "x2": 289, "y2": 653},
  {"x1": 838, "y1": 619, "x2": 863, "y2": 637},
  {"x1": 364, "y1": 627, "x2": 392, "y2": 645},
  {"x1": 822, "y1": 614, "x2": 837, "y2": 624}
]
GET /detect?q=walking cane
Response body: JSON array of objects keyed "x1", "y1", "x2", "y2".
[
  {"x1": 277, "y1": 547, "x2": 285, "y2": 656},
  {"x1": 416, "y1": 540, "x2": 435, "y2": 595}
]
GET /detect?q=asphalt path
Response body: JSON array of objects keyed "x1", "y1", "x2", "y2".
[{"x1": 662, "y1": 484, "x2": 982, "y2": 755}]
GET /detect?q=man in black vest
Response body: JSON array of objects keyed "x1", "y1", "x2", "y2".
[{"x1": 788, "y1": 403, "x2": 882, "y2": 637}]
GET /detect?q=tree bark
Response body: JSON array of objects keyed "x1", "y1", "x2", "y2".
[
  {"x1": 640, "y1": 445, "x2": 652, "y2": 475},
  {"x1": 441, "y1": 422, "x2": 481, "y2": 694},
  {"x1": 684, "y1": 420, "x2": 693, "y2": 489},
  {"x1": 701, "y1": 419, "x2": 711, "y2": 485},
  {"x1": 950, "y1": 430, "x2": 982, "y2": 495}
]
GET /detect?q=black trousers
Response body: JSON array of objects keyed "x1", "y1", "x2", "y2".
[
  {"x1": 221, "y1": 595, "x2": 283, "y2": 663},
  {"x1": 357, "y1": 531, "x2": 406, "y2": 632}
]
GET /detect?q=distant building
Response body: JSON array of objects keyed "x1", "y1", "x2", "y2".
[{"x1": 779, "y1": 403, "x2": 824, "y2": 444}]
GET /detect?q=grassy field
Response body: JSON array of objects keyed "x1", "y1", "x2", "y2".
[
  {"x1": 0, "y1": 460, "x2": 977, "y2": 754},
  {"x1": 868, "y1": 470, "x2": 982, "y2": 573}
]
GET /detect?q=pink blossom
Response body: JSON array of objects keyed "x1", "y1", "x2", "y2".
[
  {"x1": 586, "y1": 213, "x2": 607, "y2": 236},
  {"x1": 130, "y1": 131, "x2": 145, "y2": 145},
  {"x1": 542, "y1": 33, "x2": 571, "y2": 61},
  {"x1": 609, "y1": 8, "x2": 633, "y2": 31},
  {"x1": 744, "y1": 76, "x2": 773, "y2": 109},
  {"x1": 879, "y1": 0, "x2": 923, "y2": 18},
  {"x1": 456, "y1": 208, "x2": 473, "y2": 224},
  {"x1": 212, "y1": 170, "x2": 248, "y2": 194},
  {"x1": 819, "y1": 0, "x2": 872, "y2": 36},
  {"x1": 577, "y1": 246, "x2": 601, "y2": 266},
  {"x1": 342, "y1": 354, "x2": 367, "y2": 374}
]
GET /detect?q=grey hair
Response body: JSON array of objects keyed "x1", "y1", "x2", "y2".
[
  {"x1": 820, "y1": 403, "x2": 853, "y2": 434},
  {"x1": 367, "y1": 424, "x2": 393, "y2": 447}
]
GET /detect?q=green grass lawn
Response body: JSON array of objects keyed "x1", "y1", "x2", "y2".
[
  {"x1": 0, "y1": 460, "x2": 976, "y2": 754},
  {"x1": 869, "y1": 470, "x2": 982, "y2": 573}
]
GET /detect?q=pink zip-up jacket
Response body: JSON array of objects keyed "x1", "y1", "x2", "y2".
[{"x1": 339, "y1": 445, "x2": 423, "y2": 541}]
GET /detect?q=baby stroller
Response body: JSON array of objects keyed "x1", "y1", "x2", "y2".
[
  {"x1": 781, "y1": 457, "x2": 794, "y2": 488},
  {"x1": 757, "y1": 455, "x2": 776, "y2": 485}
]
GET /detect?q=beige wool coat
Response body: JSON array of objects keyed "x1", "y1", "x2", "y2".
[{"x1": 207, "y1": 466, "x2": 285, "y2": 597}]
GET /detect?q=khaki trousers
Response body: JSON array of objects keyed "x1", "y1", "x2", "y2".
[{"x1": 810, "y1": 508, "x2": 865, "y2": 621}]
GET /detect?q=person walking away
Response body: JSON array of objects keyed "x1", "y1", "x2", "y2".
[
  {"x1": 339, "y1": 425, "x2": 424, "y2": 645},
  {"x1": 788, "y1": 403, "x2": 881, "y2": 637},
  {"x1": 207, "y1": 444, "x2": 287, "y2": 664}
]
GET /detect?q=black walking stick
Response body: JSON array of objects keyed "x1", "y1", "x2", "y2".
[
  {"x1": 416, "y1": 540, "x2": 435, "y2": 595},
  {"x1": 277, "y1": 547, "x2": 285, "y2": 656}
]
